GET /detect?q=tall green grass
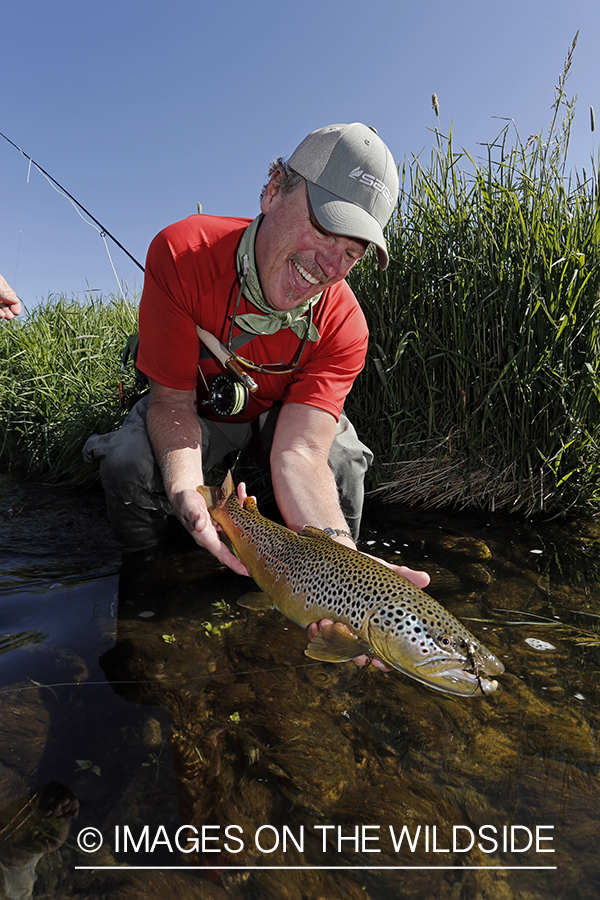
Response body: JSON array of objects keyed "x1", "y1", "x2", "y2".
[
  {"x1": 1, "y1": 294, "x2": 138, "y2": 485},
  {"x1": 348, "y1": 36, "x2": 600, "y2": 515}
]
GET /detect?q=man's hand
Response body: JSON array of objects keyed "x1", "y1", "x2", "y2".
[
  {"x1": 0, "y1": 274, "x2": 21, "y2": 319},
  {"x1": 46, "y1": 794, "x2": 80, "y2": 822},
  {"x1": 308, "y1": 559, "x2": 430, "y2": 672},
  {"x1": 174, "y1": 482, "x2": 250, "y2": 577}
]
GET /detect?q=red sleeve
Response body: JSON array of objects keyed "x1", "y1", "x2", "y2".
[
  {"x1": 137, "y1": 229, "x2": 201, "y2": 390},
  {"x1": 136, "y1": 216, "x2": 249, "y2": 391}
]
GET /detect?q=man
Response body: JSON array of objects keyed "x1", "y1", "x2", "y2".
[{"x1": 84, "y1": 124, "x2": 429, "y2": 662}]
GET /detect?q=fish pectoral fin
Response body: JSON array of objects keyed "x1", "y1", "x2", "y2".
[
  {"x1": 305, "y1": 623, "x2": 371, "y2": 663},
  {"x1": 237, "y1": 591, "x2": 275, "y2": 611}
]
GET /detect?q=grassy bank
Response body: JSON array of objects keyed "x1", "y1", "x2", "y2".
[
  {"x1": 1, "y1": 294, "x2": 138, "y2": 485},
  {"x1": 347, "y1": 36, "x2": 600, "y2": 515}
]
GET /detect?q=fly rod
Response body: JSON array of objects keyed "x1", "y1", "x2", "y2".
[{"x1": 0, "y1": 130, "x2": 145, "y2": 272}]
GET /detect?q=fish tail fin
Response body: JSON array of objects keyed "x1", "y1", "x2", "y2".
[{"x1": 197, "y1": 470, "x2": 235, "y2": 510}]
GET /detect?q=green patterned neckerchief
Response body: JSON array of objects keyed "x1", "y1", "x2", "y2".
[{"x1": 234, "y1": 215, "x2": 321, "y2": 341}]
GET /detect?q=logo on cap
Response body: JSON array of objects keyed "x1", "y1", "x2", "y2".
[{"x1": 348, "y1": 167, "x2": 395, "y2": 207}]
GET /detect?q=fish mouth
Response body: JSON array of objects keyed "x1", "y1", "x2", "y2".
[
  {"x1": 442, "y1": 668, "x2": 500, "y2": 696},
  {"x1": 412, "y1": 656, "x2": 502, "y2": 697}
]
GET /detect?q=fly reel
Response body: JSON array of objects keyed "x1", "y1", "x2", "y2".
[{"x1": 202, "y1": 372, "x2": 249, "y2": 417}]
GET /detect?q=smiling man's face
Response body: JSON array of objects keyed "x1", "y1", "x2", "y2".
[{"x1": 255, "y1": 171, "x2": 369, "y2": 312}]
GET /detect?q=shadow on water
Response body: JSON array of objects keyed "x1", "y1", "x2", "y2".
[{"x1": 1, "y1": 477, "x2": 599, "y2": 899}]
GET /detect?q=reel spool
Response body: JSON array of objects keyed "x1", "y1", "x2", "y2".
[{"x1": 203, "y1": 372, "x2": 249, "y2": 417}]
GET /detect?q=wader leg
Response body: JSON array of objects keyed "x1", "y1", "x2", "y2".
[
  {"x1": 83, "y1": 396, "x2": 173, "y2": 551},
  {"x1": 328, "y1": 413, "x2": 374, "y2": 542},
  {"x1": 83, "y1": 395, "x2": 251, "y2": 552}
]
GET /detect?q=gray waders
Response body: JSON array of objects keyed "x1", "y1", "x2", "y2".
[{"x1": 83, "y1": 395, "x2": 373, "y2": 552}]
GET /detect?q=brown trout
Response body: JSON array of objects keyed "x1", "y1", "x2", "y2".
[{"x1": 197, "y1": 473, "x2": 504, "y2": 697}]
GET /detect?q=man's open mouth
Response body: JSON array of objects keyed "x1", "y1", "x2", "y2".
[{"x1": 292, "y1": 259, "x2": 320, "y2": 286}]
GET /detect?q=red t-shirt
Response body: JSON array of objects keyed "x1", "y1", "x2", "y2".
[{"x1": 137, "y1": 214, "x2": 368, "y2": 423}]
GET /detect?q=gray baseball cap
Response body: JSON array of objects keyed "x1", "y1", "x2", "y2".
[{"x1": 288, "y1": 123, "x2": 398, "y2": 269}]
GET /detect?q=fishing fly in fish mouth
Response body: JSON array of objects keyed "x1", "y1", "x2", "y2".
[{"x1": 198, "y1": 473, "x2": 505, "y2": 698}]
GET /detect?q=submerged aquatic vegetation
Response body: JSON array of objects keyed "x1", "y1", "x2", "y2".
[
  {"x1": 0, "y1": 293, "x2": 139, "y2": 485},
  {"x1": 348, "y1": 34, "x2": 600, "y2": 515},
  {"x1": 74, "y1": 758, "x2": 101, "y2": 777},
  {"x1": 490, "y1": 608, "x2": 600, "y2": 647}
]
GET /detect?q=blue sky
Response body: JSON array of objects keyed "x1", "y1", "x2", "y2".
[{"x1": 2, "y1": 0, "x2": 599, "y2": 311}]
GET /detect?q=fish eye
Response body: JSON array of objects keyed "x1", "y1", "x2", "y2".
[{"x1": 438, "y1": 633, "x2": 452, "y2": 648}]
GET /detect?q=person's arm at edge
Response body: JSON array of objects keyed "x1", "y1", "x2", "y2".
[{"x1": 0, "y1": 275, "x2": 21, "y2": 319}]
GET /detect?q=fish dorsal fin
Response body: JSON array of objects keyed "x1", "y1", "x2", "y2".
[
  {"x1": 299, "y1": 525, "x2": 332, "y2": 540},
  {"x1": 305, "y1": 622, "x2": 371, "y2": 663},
  {"x1": 197, "y1": 470, "x2": 235, "y2": 509},
  {"x1": 237, "y1": 591, "x2": 274, "y2": 611}
]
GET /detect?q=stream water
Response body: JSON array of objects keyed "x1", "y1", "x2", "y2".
[{"x1": 1, "y1": 476, "x2": 599, "y2": 900}]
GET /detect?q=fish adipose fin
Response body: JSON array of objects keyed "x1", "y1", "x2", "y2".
[
  {"x1": 237, "y1": 591, "x2": 275, "y2": 611},
  {"x1": 299, "y1": 525, "x2": 332, "y2": 540},
  {"x1": 305, "y1": 622, "x2": 371, "y2": 662}
]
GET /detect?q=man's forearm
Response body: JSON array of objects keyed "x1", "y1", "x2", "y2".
[
  {"x1": 271, "y1": 449, "x2": 356, "y2": 548},
  {"x1": 144, "y1": 392, "x2": 249, "y2": 575},
  {"x1": 269, "y1": 403, "x2": 356, "y2": 548},
  {"x1": 145, "y1": 396, "x2": 204, "y2": 500}
]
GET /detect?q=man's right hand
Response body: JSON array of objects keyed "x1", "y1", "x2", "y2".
[
  {"x1": 173, "y1": 485, "x2": 249, "y2": 577},
  {"x1": 145, "y1": 379, "x2": 250, "y2": 575}
]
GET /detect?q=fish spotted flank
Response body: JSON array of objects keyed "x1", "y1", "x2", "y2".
[{"x1": 197, "y1": 473, "x2": 504, "y2": 697}]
